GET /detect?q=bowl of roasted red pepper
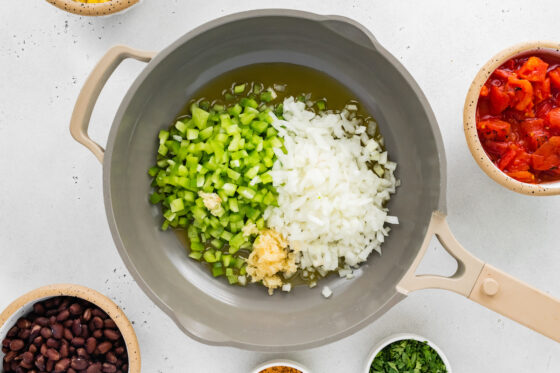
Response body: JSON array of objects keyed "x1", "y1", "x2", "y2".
[{"x1": 464, "y1": 41, "x2": 560, "y2": 195}]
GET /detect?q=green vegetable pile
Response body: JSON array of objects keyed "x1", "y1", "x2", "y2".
[
  {"x1": 370, "y1": 339, "x2": 447, "y2": 373},
  {"x1": 148, "y1": 83, "x2": 285, "y2": 285}
]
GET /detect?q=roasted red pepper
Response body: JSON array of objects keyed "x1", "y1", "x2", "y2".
[
  {"x1": 517, "y1": 56, "x2": 548, "y2": 82},
  {"x1": 507, "y1": 75, "x2": 534, "y2": 112},
  {"x1": 476, "y1": 53, "x2": 560, "y2": 183},
  {"x1": 549, "y1": 67, "x2": 560, "y2": 89}
]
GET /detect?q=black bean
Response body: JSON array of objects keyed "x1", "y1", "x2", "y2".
[
  {"x1": 102, "y1": 362, "x2": 117, "y2": 373},
  {"x1": 7, "y1": 326, "x2": 18, "y2": 338},
  {"x1": 46, "y1": 348, "x2": 60, "y2": 361},
  {"x1": 87, "y1": 363, "x2": 102, "y2": 373},
  {"x1": 92, "y1": 316, "x2": 103, "y2": 330},
  {"x1": 40, "y1": 327, "x2": 52, "y2": 339},
  {"x1": 59, "y1": 341, "x2": 69, "y2": 358},
  {"x1": 106, "y1": 352, "x2": 118, "y2": 364},
  {"x1": 91, "y1": 309, "x2": 107, "y2": 319},
  {"x1": 4, "y1": 350, "x2": 17, "y2": 363},
  {"x1": 34, "y1": 355, "x2": 46, "y2": 370},
  {"x1": 72, "y1": 319, "x2": 82, "y2": 336},
  {"x1": 16, "y1": 318, "x2": 31, "y2": 329},
  {"x1": 85, "y1": 337, "x2": 97, "y2": 354},
  {"x1": 82, "y1": 308, "x2": 92, "y2": 322},
  {"x1": 64, "y1": 327, "x2": 74, "y2": 340},
  {"x1": 71, "y1": 337, "x2": 85, "y2": 347},
  {"x1": 46, "y1": 357, "x2": 55, "y2": 371},
  {"x1": 9, "y1": 339, "x2": 24, "y2": 351},
  {"x1": 33, "y1": 302, "x2": 45, "y2": 315},
  {"x1": 70, "y1": 357, "x2": 88, "y2": 370},
  {"x1": 69, "y1": 303, "x2": 82, "y2": 316},
  {"x1": 21, "y1": 351, "x2": 34, "y2": 363},
  {"x1": 103, "y1": 329, "x2": 120, "y2": 341},
  {"x1": 56, "y1": 309, "x2": 70, "y2": 322},
  {"x1": 18, "y1": 328, "x2": 30, "y2": 340},
  {"x1": 54, "y1": 357, "x2": 70, "y2": 372},
  {"x1": 51, "y1": 323, "x2": 63, "y2": 339},
  {"x1": 97, "y1": 341, "x2": 112, "y2": 355},
  {"x1": 30, "y1": 324, "x2": 42, "y2": 339},
  {"x1": 46, "y1": 338, "x2": 59, "y2": 349},
  {"x1": 35, "y1": 317, "x2": 49, "y2": 326}
]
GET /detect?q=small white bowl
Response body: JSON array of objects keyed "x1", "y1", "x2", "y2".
[
  {"x1": 363, "y1": 333, "x2": 452, "y2": 373},
  {"x1": 252, "y1": 359, "x2": 310, "y2": 373}
]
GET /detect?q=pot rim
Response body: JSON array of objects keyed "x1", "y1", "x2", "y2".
[
  {"x1": 0, "y1": 284, "x2": 141, "y2": 372},
  {"x1": 45, "y1": 0, "x2": 139, "y2": 16},
  {"x1": 101, "y1": 8, "x2": 446, "y2": 351},
  {"x1": 463, "y1": 41, "x2": 560, "y2": 196},
  {"x1": 362, "y1": 333, "x2": 452, "y2": 373}
]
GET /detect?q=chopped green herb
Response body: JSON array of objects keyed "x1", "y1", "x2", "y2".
[{"x1": 370, "y1": 339, "x2": 447, "y2": 373}]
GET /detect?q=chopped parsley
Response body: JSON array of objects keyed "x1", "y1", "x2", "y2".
[{"x1": 370, "y1": 339, "x2": 448, "y2": 373}]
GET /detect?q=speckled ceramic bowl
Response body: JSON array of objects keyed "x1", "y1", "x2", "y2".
[
  {"x1": 363, "y1": 333, "x2": 452, "y2": 373},
  {"x1": 0, "y1": 284, "x2": 141, "y2": 372},
  {"x1": 46, "y1": 0, "x2": 139, "y2": 16},
  {"x1": 251, "y1": 359, "x2": 310, "y2": 373},
  {"x1": 464, "y1": 41, "x2": 560, "y2": 196}
]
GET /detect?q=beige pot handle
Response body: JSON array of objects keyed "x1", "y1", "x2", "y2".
[
  {"x1": 398, "y1": 211, "x2": 560, "y2": 342},
  {"x1": 69, "y1": 45, "x2": 156, "y2": 163}
]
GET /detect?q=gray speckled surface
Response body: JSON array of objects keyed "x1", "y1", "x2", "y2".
[{"x1": 0, "y1": 1, "x2": 559, "y2": 372}]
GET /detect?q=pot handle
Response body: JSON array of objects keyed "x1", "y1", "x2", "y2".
[
  {"x1": 398, "y1": 211, "x2": 560, "y2": 342},
  {"x1": 70, "y1": 45, "x2": 156, "y2": 163}
]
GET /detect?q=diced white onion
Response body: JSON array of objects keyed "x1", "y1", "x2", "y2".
[
  {"x1": 265, "y1": 98, "x2": 398, "y2": 275},
  {"x1": 322, "y1": 286, "x2": 333, "y2": 298}
]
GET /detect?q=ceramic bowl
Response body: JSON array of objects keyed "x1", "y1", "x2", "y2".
[
  {"x1": 45, "y1": 0, "x2": 139, "y2": 16},
  {"x1": 363, "y1": 333, "x2": 452, "y2": 373},
  {"x1": 463, "y1": 41, "x2": 560, "y2": 196},
  {"x1": 251, "y1": 359, "x2": 310, "y2": 373},
  {"x1": 0, "y1": 284, "x2": 140, "y2": 372}
]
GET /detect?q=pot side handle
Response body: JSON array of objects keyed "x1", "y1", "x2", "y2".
[
  {"x1": 398, "y1": 211, "x2": 560, "y2": 343},
  {"x1": 70, "y1": 45, "x2": 156, "y2": 163}
]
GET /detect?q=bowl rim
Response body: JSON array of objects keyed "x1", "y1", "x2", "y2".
[
  {"x1": 463, "y1": 41, "x2": 560, "y2": 196},
  {"x1": 251, "y1": 359, "x2": 310, "y2": 373},
  {"x1": 45, "y1": 0, "x2": 139, "y2": 16},
  {"x1": 362, "y1": 333, "x2": 452, "y2": 373},
  {"x1": 0, "y1": 284, "x2": 141, "y2": 372}
]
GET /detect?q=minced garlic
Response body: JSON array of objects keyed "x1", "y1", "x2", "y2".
[
  {"x1": 198, "y1": 192, "x2": 223, "y2": 216},
  {"x1": 247, "y1": 229, "x2": 296, "y2": 295},
  {"x1": 242, "y1": 222, "x2": 259, "y2": 237}
]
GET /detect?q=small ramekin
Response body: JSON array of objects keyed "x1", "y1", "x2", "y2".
[
  {"x1": 463, "y1": 41, "x2": 560, "y2": 196},
  {"x1": 0, "y1": 284, "x2": 140, "y2": 372},
  {"x1": 252, "y1": 359, "x2": 310, "y2": 373},
  {"x1": 363, "y1": 333, "x2": 452, "y2": 373}
]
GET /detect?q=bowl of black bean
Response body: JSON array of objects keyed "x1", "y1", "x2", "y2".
[{"x1": 0, "y1": 284, "x2": 140, "y2": 373}]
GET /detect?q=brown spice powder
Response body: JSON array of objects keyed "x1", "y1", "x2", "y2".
[{"x1": 259, "y1": 366, "x2": 302, "y2": 373}]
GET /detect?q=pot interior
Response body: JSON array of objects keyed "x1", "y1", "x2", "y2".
[{"x1": 104, "y1": 12, "x2": 445, "y2": 349}]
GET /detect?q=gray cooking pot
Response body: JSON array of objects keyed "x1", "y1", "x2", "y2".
[{"x1": 70, "y1": 9, "x2": 560, "y2": 350}]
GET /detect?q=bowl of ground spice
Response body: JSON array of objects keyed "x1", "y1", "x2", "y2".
[
  {"x1": 252, "y1": 359, "x2": 309, "y2": 373},
  {"x1": 0, "y1": 284, "x2": 140, "y2": 373}
]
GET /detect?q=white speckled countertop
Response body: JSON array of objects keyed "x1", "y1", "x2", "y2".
[{"x1": 1, "y1": 1, "x2": 559, "y2": 372}]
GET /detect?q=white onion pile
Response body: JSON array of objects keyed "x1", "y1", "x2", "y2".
[{"x1": 264, "y1": 98, "x2": 398, "y2": 276}]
